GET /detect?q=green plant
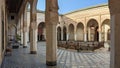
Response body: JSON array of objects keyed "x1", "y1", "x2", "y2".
[{"x1": 16, "y1": 34, "x2": 21, "y2": 41}]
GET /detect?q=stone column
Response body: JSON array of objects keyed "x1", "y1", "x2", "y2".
[
  {"x1": 67, "y1": 30, "x2": 69, "y2": 41},
  {"x1": 46, "y1": 24, "x2": 57, "y2": 66},
  {"x1": 84, "y1": 26, "x2": 87, "y2": 42},
  {"x1": 74, "y1": 27, "x2": 77, "y2": 41},
  {"x1": 46, "y1": 0, "x2": 59, "y2": 66},
  {"x1": 29, "y1": 0, "x2": 38, "y2": 54},
  {"x1": 74, "y1": 34, "x2": 77, "y2": 41},
  {"x1": 23, "y1": 26, "x2": 28, "y2": 48},
  {"x1": 110, "y1": 12, "x2": 120, "y2": 68},
  {"x1": 23, "y1": 31, "x2": 27, "y2": 48},
  {"x1": 0, "y1": 5, "x2": 2, "y2": 64},
  {"x1": 61, "y1": 27, "x2": 63, "y2": 40},
  {"x1": 29, "y1": 22, "x2": 37, "y2": 54},
  {"x1": 105, "y1": 32, "x2": 107, "y2": 42},
  {"x1": 23, "y1": 9, "x2": 28, "y2": 48},
  {"x1": 99, "y1": 26, "x2": 102, "y2": 42},
  {"x1": 88, "y1": 27, "x2": 91, "y2": 41},
  {"x1": 20, "y1": 15, "x2": 23, "y2": 45},
  {"x1": 109, "y1": 0, "x2": 120, "y2": 68},
  {"x1": 23, "y1": 12, "x2": 28, "y2": 48},
  {"x1": 99, "y1": 15, "x2": 102, "y2": 42},
  {"x1": 21, "y1": 30, "x2": 23, "y2": 45}
]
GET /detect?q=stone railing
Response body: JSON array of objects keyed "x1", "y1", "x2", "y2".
[{"x1": 57, "y1": 41, "x2": 104, "y2": 52}]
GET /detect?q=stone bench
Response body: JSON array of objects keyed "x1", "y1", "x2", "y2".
[{"x1": 5, "y1": 47, "x2": 12, "y2": 56}]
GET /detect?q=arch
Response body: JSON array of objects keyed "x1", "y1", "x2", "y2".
[
  {"x1": 68, "y1": 24, "x2": 74, "y2": 41},
  {"x1": 25, "y1": 2, "x2": 30, "y2": 11},
  {"x1": 76, "y1": 22, "x2": 84, "y2": 41},
  {"x1": 38, "y1": 22, "x2": 46, "y2": 41},
  {"x1": 87, "y1": 19, "x2": 99, "y2": 41},
  {"x1": 57, "y1": 26, "x2": 61, "y2": 41},
  {"x1": 63, "y1": 26, "x2": 67, "y2": 41},
  {"x1": 101, "y1": 19, "x2": 110, "y2": 27},
  {"x1": 101, "y1": 19, "x2": 110, "y2": 42}
]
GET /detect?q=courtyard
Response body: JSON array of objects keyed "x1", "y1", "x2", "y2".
[{"x1": 1, "y1": 42, "x2": 110, "y2": 68}]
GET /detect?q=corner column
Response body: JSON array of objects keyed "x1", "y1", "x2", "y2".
[
  {"x1": 46, "y1": 0, "x2": 59, "y2": 66},
  {"x1": 0, "y1": 5, "x2": 2, "y2": 64},
  {"x1": 110, "y1": 13, "x2": 120, "y2": 68},
  {"x1": 109, "y1": 0, "x2": 120, "y2": 67}
]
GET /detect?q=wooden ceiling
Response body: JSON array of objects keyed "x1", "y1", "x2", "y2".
[{"x1": 6, "y1": 0, "x2": 23, "y2": 13}]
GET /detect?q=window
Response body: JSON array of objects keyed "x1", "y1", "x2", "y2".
[{"x1": 11, "y1": 16, "x2": 14, "y2": 20}]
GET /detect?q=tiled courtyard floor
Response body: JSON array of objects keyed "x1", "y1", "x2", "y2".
[{"x1": 1, "y1": 42, "x2": 110, "y2": 68}]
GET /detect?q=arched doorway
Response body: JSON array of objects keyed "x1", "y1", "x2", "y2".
[
  {"x1": 1, "y1": 9, "x2": 4, "y2": 51},
  {"x1": 63, "y1": 26, "x2": 67, "y2": 41},
  {"x1": 68, "y1": 24, "x2": 74, "y2": 41},
  {"x1": 57, "y1": 26, "x2": 61, "y2": 41},
  {"x1": 38, "y1": 22, "x2": 46, "y2": 41},
  {"x1": 87, "y1": 19, "x2": 99, "y2": 41},
  {"x1": 76, "y1": 22, "x2": 84, "y2": 41},
  {"x1": 101, "y1": 19, "x2": 110, "y2": 42},
  {"x1": 107, "y1": 29, "x2": 110, "y2": 41}
]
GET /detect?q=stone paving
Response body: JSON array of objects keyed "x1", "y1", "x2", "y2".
[{"x1": 1, "y1": 42, "x2": 110, "y2": 68}]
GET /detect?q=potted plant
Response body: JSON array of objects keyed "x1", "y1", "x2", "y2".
[
  {"x1": 16, "y1": 34, "x2": 21, "y2": 43},
  {"x1": 12, "y1": 34, "x2": 21, "y2": 49}
]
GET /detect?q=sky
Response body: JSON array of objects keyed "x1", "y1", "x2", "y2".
[{"x1": 37, "y1": 0, "x2": 108, "y2": 14}]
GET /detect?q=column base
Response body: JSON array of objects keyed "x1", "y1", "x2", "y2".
[
  {"x1": 30, "y1": 51, "x2": 37, "y2": 54},
  {"x1": 23, "y1": 46, "x2": 27, "y2": 48},
  {"x1": 46, "y1": 61, "x2": 57, "y2": 66}
]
